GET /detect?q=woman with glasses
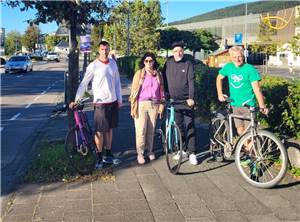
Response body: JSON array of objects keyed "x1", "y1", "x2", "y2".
[{"x1": 129, "y1": 52, "x2": 165, "y2": 164}]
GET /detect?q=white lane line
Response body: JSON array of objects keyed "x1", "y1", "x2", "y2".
[
  {"x1": 34, "y1": 95, "x2": 41, "y2": 101},
  {"x1": 0, "y1": 127, "x2": 3, "y2": 132},
  {"x1": 41, "y1": 90, "x2": 47, "y2": 95},
  {"x1": 17, "y1": 75, "x2": 23, "y2": 78},
  {"x1": 25, "y1": 103, "x2": 32, "y2": 109},
  {"x1": 47, "y1": 86, "x2": 51, "y2": 90},
  {"x1": 9, "y1": 113, "x2": 21, "y2": 121}
]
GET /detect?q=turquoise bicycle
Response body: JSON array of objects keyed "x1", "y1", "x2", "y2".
[{"x1": 158, "y1": 99, "x2": 184, "y2": 174}]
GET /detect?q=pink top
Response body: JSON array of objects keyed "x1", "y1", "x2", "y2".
[{"x1": 138, "y1": 72, "x2": 164, "y2": 102}]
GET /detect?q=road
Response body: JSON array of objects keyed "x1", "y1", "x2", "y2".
[{"x1": 1, "y1": 61, "x2": 67, "y2": 194}]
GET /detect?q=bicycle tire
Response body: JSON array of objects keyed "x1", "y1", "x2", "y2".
[
  {"x1": 166, "y1": 124, "x2": 183, "y2": 174},
  {"x1": 65, "y1": 127, "x2": 97, "y2": 175},
  {"x1": 235, "y1": 130, "x2": 288, "y2": 188},
  {"x1": 209, "y1": 116, "x2": 229, "y2": 161}
]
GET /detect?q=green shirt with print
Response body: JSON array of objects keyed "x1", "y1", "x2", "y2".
[{"x1": 219, "y1": 62, "x2": 261, "y2": 107}]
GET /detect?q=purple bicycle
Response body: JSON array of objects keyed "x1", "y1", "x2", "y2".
[{"x1": 64, "y1": 98, "x2": 97, "y2": 175}]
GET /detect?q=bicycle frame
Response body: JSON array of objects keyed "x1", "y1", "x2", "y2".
[
  {"x1": 165, "y1": 104, "x2": 179, "y2": 148},
  {"x1": 73, "y1": 109, "x2": 90, "y2": 155}
]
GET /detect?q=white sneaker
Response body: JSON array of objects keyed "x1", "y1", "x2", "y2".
[
  {"x1": 173, "y1": 150, "x2": 188, "y2": 160},
  {"x1": 189, "y1": 153, "x2": 198, "y2": 165}
]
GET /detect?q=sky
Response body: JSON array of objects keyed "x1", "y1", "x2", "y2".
[{"x1": 1, "y1": 0, "x2": 254, "y2": 35}]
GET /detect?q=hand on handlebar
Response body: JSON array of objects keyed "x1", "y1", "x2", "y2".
[
  {"x1": 69, "y1": 102, "x2": 76, "y2": 109},
  {"x1": 260, "y1": 107, "x2": 269, "y2": 115},
  {"x1": 186, "y1": 99, "x2": 195, "y2": 107},
  {"x1": 218, "y1": 94, "x2": 228, "y2": 102}
]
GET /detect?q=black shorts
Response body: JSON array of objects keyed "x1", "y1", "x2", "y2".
[{"x1": 94, "y1": 101, "x2": 119, "y2": 132}]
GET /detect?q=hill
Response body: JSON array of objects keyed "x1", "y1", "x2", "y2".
[{"x1": 170, "y1": 1, "x2": 300, "y2": 25}]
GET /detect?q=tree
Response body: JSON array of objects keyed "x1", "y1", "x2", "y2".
[
  {"x1": 22, "y1": 25, "x2": 40, "y2": 52},
  {"x1": 190, "y1": 29, "x2": 218, "y2": 57},
  {"x1": 288, "y1": 7, "x2": 300, "y2": 56},
  {"x1": 44, "y1": 35, "x2": 67, "y2": 51},
  {"x1": 90, "y1": 23, "x2": 105, "y2": 56},
  {"x1": 103, "y1": 0, "x2": 162, "y2": 56},
  {"x1": 250, "y1": 18, "x2": 279, "y2": 56},
  {"x1": 4, "y1": 30, "x2": 22, "y2": 55},
  {"x1": 7, "y1": 1, "x2": 111, "y2": 128}
]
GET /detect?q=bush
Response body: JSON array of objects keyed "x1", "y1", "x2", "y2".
[
  {"x1": 117, "y1": 56, "x2": 140, "y2": 79},
  {"x1": 281, "y1": 80, "x2": 300, "y2": 139}
]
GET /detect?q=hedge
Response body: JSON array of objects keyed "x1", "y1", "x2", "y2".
[{"x1": 118, "y1": 56, "x2": 300, "y2": 139}]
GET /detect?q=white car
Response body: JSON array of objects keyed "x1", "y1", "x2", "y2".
[
  {"x1": 46, "y1": 52, "x2": 60, "y2": 62},
  {"x1": 5, "y1": 56, "x2": 33, "y2": 73}
]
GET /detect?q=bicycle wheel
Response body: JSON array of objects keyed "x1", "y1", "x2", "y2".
[
  {"x1": 235, "y1": 130, "x2": 288, "y2": 188},
  {"x1": 209, "y1": 116, "x2": 230, "y2": 161},
  {"x1": 65, "y1": 127, "x2": 97, "y2": 175},
  {"x1": 166, "y1": 124, "x2": 183, "y2": 174}
]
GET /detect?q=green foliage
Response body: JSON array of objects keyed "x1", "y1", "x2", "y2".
[
  {"x1": 288, "y1": 34, "x2": 300, "y2": 56},
  {"x1": 22, "y1": 25, "x2": 40, "y2": 52},
  {"x1": 44, "y1": 35, "x2": 67, "y2": 52},
  {"x1": 91, "y1": 24, "x2": 104, "y2": 56},
  {"x1": 289, "y1": 166, "x2": 300, "y2": 177},
  {"x1": 281, "y1": 81, "x2": 300, "y2": 139},
  {"x1": 171, "y1": 1, "x2": 300, "y2": 25},
  {"x1": 104, "y1": 0, "x2": 162, "y2": 56},
  {"x1": 4, "y1": 30, "x2": 22, "y2": 56},
  {"x1": 24, "y1": 141, "x2": 76, "y2": 182},
  {"x1": 117, "y1": 56, "x2": 140, "y2": 78},
  {"x1": 251, "y1": 19, "x2": 279, "y2": 56}
]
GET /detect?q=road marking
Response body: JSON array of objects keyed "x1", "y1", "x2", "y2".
[
  {"x1": 34, "y1": 95, "x2": 41, "y2": 101},
  {"x1": 16, "y1": 75, "x2": 23, "y2": 78},
  {"x1": 47, "y1": 86, "x2": 51, "y2": 90},
  {"x1": 0, "y1": 127, "x2": 3, "y2": 132},
  {"x1": 25, "y1": 103, "x2": 32, "y2": 109},
  {"x1": 9, "y1": 113, "x2": 21, "y2": 121},
  {"x1": 41, "y1": 90, "x2": 47, "y2": 95}
]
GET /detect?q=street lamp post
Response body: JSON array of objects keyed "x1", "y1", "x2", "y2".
[{"x1": 245, "y1": 0, "x2": 248, "y2": 63}]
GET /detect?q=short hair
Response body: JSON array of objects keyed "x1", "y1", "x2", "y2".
[
  {"x1": 171, "y1": 41, "x2": 185, "y2": 49},
  {"x1": 229, "y1": 46, "x2": 244, "y2": 56},
  {"x1": 139, "y1": 52, "x2": 159, "y2": 70},
  {"x1": 98, "y1": 40, "x2": 110, "y2": 47}
]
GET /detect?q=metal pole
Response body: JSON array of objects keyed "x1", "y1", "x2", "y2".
[{"x1": 64, "y1": 71, "x2": 68, "y2": 104}]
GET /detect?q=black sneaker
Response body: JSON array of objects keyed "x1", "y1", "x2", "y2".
[{"x1": 103, "y1": 154, "x2": 121, "y2": 165}]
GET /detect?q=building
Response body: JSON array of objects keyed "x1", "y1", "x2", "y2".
[{"x1": 171, "y1": 5, "x2": 300, "y2": 67}]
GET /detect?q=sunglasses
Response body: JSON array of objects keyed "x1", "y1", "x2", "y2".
[{"x1": 144, "y1": 59, "x2": 153, "y2": 63}]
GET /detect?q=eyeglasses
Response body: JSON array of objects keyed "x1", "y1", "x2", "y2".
[{"x1": 144, "y1": 59, "x2": 153, "y2": 63}]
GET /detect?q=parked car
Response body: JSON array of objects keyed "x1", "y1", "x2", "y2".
[
  {"x1": 0, "y1": 57, "x2": 6, "y2": 68},
  {"x1": 46, "y1": 52, "x2": 60, "y2": 62},
  {"x1": 5, "y1": 55, "x2": 33, "y2": 73}
]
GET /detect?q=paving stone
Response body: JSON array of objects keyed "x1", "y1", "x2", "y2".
[
  {"x1": 5, "y1": 203, "x2": 35, "y2": 217},
  {"x1": 3, "y1": 214, "x2": 32, "y2": 222},
  {"x1": 234, "y1": 200, "x2": 272, "y2": 215},
  {"x1": 213, "y1": 210, "x2": 248, "y2": 222},
  {"x1": 13, "y1": 193, "x2": 39, "y2": 205},
  {"x1": 16, "y1": 184, "x2": 42, "y2": 195},
  {"x1": 33, "y1": 206, "x2": 64, "y2": 221},
  {"x1": 66, "y1": 189, "x2": 91, "y2": 200},
  {"x1": 63, "y1": 210, "x2": 92, "y2": 222},
  {"x1": 121, "y1": 199, "x2": 150, "y2": 212},
  {"x1": 123, "y1": 210, "x2": 155, "y2": 222},
  {"x1": 245, "y1": 214, "x2": 281, "y2": 222},
  {"x1": 66, "y1": 181, "x2": 91, "y2": 191},
  {"x1": 93, "y1": 203, "x2": 121, "y2": 215},
  {"x1": 175, "y1": 195, "x2": 214, "y2": 219},
  {"x1": 119, "y1": 189, "x2": 146, "y2": 201},
  {"x1": 144, "y1": 190, "x2": 173, "y2": 203},
  {"x1": 134, "y1": 165, "x2": 157, "y2": 176},
  {"x1": 186, "y1": 217, "x2": 217, "y2": 222},
  {"x1": 64, "y1": 199, "x2": 92, "y2": 212},
  {"x1": 93, "y1": 213, "x2": 123, "y2": 222},
  {"x1": 38, "y1": 196, "x2": 65, "y2": 208},
  {"x1": 273, "y1": 206, "x2": 300, "y2": 221},
  {"x1": 92, "y1": 190, "x2": 121, "y2": 204}
]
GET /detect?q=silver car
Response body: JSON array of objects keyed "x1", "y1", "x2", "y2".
[{"x1": 5, "y1": 55, "x2": 33, "y2": 73}]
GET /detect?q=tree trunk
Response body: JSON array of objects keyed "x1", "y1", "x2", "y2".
[
  {"x1": 67, "y1": 13, "x2": 79, "y2": 130},
  {"x1": 193, "y1": 50, "x2": 196, "y2": 59}
]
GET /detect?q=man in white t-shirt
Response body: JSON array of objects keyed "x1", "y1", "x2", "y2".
[{"x1": 70, "y1": 40, "x2": 122, "y2": 168}]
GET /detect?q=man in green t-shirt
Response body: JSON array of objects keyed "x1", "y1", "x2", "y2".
[{"x1": 216, "y1": 46, "x2": 268, "y2": 136}]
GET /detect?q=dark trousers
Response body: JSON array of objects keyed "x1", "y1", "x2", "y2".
[{"x1": 174, "y1": 104, "x2": 196, "y2": 153}]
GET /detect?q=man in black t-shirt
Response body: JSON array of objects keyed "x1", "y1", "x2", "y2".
[{"x1": 162, "y1": 41, "x2": 198, "y2": 165}]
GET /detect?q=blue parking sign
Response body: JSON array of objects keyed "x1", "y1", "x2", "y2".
[{"x1": 235, "y1": 33, "x2": 243, "y2": 44}]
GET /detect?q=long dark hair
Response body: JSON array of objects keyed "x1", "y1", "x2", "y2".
[{"x1": 139, "y1": 52, "x2": 159, "y2": 70}]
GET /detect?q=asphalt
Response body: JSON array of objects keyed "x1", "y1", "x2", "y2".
[{"x1": 1, "y1": 75, "x2": 300, "y2": 222}]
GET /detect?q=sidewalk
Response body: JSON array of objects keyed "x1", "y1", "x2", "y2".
[{"x1": 2, "y1": 75, "x2": 300, "y2": 222}]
